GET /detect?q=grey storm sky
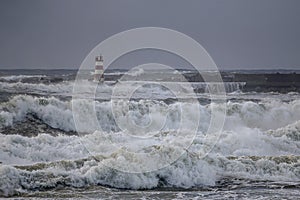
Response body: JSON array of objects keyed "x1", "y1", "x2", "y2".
[{"x1": 0, "y1": 0, "x2": 300, "y2": 70}]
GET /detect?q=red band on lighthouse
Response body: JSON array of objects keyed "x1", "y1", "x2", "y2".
[{"x1": 94, "y1": 55, "x2": 104, "y2": 83}]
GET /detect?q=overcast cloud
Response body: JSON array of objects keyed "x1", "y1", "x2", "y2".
[{"x1": 0, "y1": 0, "x2": 299, "y2": 70}]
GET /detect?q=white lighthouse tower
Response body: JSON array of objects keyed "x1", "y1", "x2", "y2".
[{"x1": 94, "y1": 55, "x2": 104, "y2": 83}]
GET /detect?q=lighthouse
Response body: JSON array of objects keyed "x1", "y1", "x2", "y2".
[{"x1": 94, "y1": 55, "x2": 104, "y2": 83}]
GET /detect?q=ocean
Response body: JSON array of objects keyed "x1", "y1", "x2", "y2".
[{"x1": 0, "y1": 69, "x2": 299, "y2": 199}]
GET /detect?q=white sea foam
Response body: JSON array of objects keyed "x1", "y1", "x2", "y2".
[
  {"x1": 0, "y1": 130, "x2": 298, "y2": 196},
  {"x1": 0, "y1": 75, "x2": 47, "y2": 82},
  {"x1": 0, "y1": 78, "x2": 249, "y2": 99},
  {"x1": 1, "y1": 84, "x2": 300, "y2": 196},
  {"x1": 127, "y1": 68, "x2": 144, "y2": 76},
  {"x1": 0, "y1": 81, "x2": 72, "y2": 95},
  {"x1": 0, "y1": 95, "x2": 75, "y2": 131},
  {"x1": 1, "y1": 95, "x2": 300, "y2": 133},
  {"x1": 0, "y1": 98, "x2": 299, "y2": 196}
]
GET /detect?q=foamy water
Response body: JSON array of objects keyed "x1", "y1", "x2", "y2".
[{"x1": 0, "y1": 72, "x2": 299, "y2": 198}]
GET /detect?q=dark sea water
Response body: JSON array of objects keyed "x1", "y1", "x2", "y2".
[{"x1": 0, "y1": 69, "x2": 299, "y2": 199}]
